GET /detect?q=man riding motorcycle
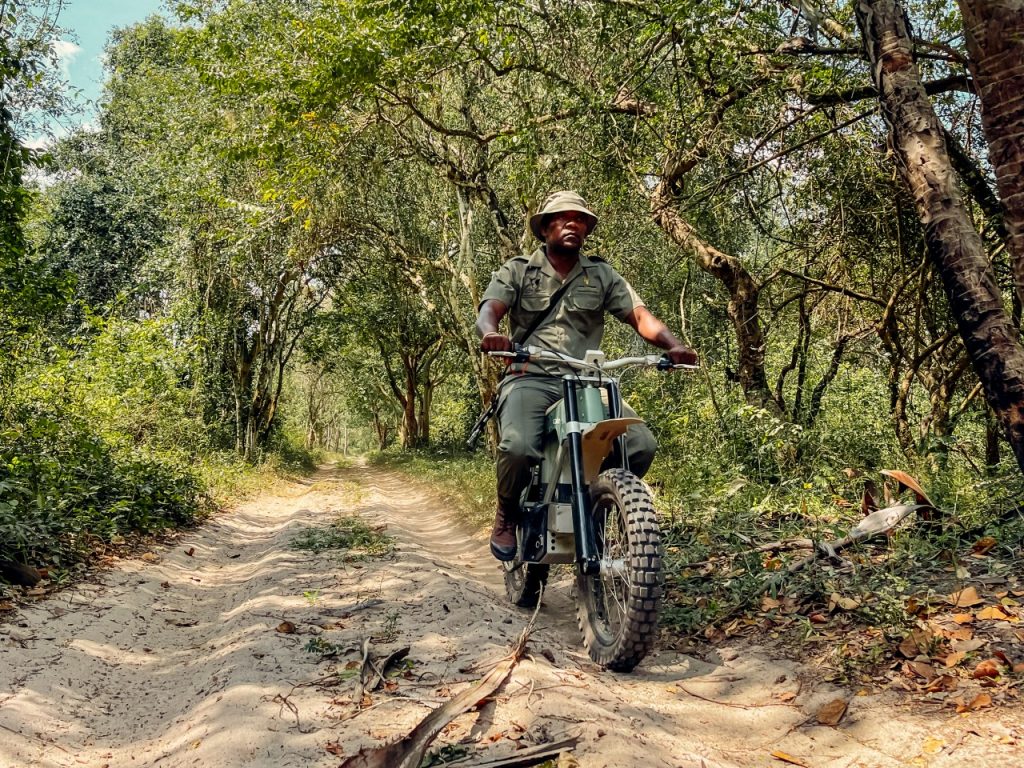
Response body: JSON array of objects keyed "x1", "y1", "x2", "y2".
[{"x1": 476, "y1": 191, "x2": 698, "y2": 561}]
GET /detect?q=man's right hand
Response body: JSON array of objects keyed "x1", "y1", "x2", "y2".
[{"x1": 480, "y1": 332, "x2": 513, "y2": 352}]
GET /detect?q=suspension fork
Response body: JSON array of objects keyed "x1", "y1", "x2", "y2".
[
  {"x1": 564, "y1": 378, "x2": 600, "y2": 575},
  {"x1": 605, "y1": 379, "x2": 628, "y2": 471}
]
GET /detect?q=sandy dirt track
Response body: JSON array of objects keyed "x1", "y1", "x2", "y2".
[{"x1": 1, "y1": 464, "x2": 1021, "y2": 768}]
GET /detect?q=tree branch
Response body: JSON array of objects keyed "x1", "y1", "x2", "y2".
[
  {"x1": 804, "y1": 74, "x2": 972, "y2": 106},
  {"x1": 778, "y1": 268, "x2": 887, "y2": 306}
]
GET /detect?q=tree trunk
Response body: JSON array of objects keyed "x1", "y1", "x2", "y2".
[
  {"x1": 400, "y1": 361, "x2": 420, "y2": 449},
  {"x1": 650, "y1": 197, "x2": 777, "y2": 411},
  {"x1": 986, "y1": 406, "x2": 1001, "y2": 472},
  {"x1": 418, "y1": 380, "x2": 433, "y2": 446},
  {"x1": 856, "y1": 0, "x2": 1024, "y2": 474},
  {"x1": 957, "y1": 1, "x2": 1024, "y2": 307},
  {"x1": 453, "y1": 186, "x2": 501, "y2": 450}
]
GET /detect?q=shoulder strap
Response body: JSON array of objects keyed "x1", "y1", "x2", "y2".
[{"x1": 512, "y1": 272, "x2": 580, "y2": 346}]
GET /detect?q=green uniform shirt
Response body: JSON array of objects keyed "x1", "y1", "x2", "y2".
[{"x1": 480, "y1": 246, "x2": 645, "y2": 376}]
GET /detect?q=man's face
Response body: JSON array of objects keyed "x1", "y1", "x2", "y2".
[{"x1": 542, "y1": 210, "x2": 591, "y2": 252}]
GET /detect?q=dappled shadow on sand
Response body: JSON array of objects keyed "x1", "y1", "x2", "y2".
[{"x1": 1, "y1": 465, "x2": 1018, "y2": 768}]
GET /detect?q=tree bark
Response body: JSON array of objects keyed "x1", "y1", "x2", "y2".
[
  {"x1": 650, "y1": 194, "x2": 776, "y2": 410},
  {"x1": 957, "y1": 1, "x2": 1024, "y2": 307},
  {"x1": 855, "y1": 0, "x2": 1024, "y2": 474}
]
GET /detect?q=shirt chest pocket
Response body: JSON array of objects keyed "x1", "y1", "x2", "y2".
[
  {"x1": 568, "y1": 286, "x2": 602, "y2": 312},
  {"x1": 520, "y1": 287, "x2": 552, "y2": 313}
]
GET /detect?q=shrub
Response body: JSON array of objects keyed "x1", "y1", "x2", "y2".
[{"x1": 0, "y1": 400, "x2": 200, "y2": 564}]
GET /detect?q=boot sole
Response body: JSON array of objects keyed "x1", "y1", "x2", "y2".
[{"x1": 490, "y1": 541, "x2": 517, "y2": 561}]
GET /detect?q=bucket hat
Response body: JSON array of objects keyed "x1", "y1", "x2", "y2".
[{"x1": 529, "y1": 190, "x2": 598, "y2": 241}]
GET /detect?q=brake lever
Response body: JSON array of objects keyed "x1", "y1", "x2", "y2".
[
  {"x1": 657, "y1": 355, "x2": 700, "y2": 371},
  {"x1": 487, "y1": 345, "x2": 530, "y2": 364}
]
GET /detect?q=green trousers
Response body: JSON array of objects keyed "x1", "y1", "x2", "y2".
[{"x1": 495, "y1": 376, "x2": 657, "y2": 509}]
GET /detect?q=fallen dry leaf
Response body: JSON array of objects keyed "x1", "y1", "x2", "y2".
[
  {"x1": 905, "y1": 597, "x2": 929, "y2": 616},
  {"x1": 140, "y1": 552, "x2": 160, "y2": 564},
  {"x1": 325, "y1": 742, "x2": 345, "y2": 756},
  {"x1": 899, "y1": 628, "x2": 934, "y2": 658},
  {"x1": 905, "y1": 661, "x2": 936, "y2": 680},
  {"x1": 921, "y1": 737, "x2": 945, "y2": 754},
  {"x1": 952, "y1": 638, "x2": 986, "y2": 654},
  {"x1": 947, "y1": 586, "x2": 984, "y2": 608},
  {"x1": 0, "y1": 602, "x2": 14, "y2": 612},
  {"x1": 762, "y1": 596, "x2": 782, "y2": 611},
  {"x1": 816, "y1": 698, "x2": 848, "y2": 726},
  {"x1": 1013, "y1": 663, "x2": 1024, "y2": 674},
  {"x1": 771, "y1": 751, "x2": 809, "y2": 767},
  {"x1": 777, "y1": 691, "x2": 798, "y2": 702},
  {"x1": 952, "y1": 613, "x2": 975, "y2": 625},
  {"x1": 925, "y1": 675, "x2": 957, "y2": 692},
  {"x1": 950, "y1": 628, "x2": 974, "y2": 642},
  {"x1": 879, "y1": 469, "x2": 934, "y2": 506},
  {"x1": 944, "y1": 651, "x2": 966, "y2": 668},
  {"x1": 972, "y1": 658, "x2": 1001, "y2": 679},
  {"x1": 976, "y1": 605, "x2": 1012, "y2": 622},
  {"x1": 971, "y1": 536, "x2": 997, "y2": 555},
  {"x1": 829, "y1": 593, "x2": 861, "y2": 612},
  {"x1": 184, "y1": 547, "x2": 195, "y2": 557},
  {"x1": 956, "y1": 693, "x2": 992, "y2": 713},
  {"x1": 808, "y1": 612, "x2": 828, "y2": 624},
  {"x1": 276, "y1": 621, "x2": 296, "y2": 634}
]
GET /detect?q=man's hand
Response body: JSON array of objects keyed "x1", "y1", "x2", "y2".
[
  {"x1": 480, "y1": 332, "x2": 513, "y2": 353},
  {"x1": 667, "y1": 344, "x2": 699, "y2": 366}
]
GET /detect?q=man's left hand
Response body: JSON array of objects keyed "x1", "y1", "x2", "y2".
[{"x1": 667, "y1": 344, "x2": 699, "y2": 366}]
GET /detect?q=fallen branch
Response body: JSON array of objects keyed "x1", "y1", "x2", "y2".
[
  {"x1": 676, "y1": 684, "x2": 800, "y2": 710},
  {"x1": 319, "y1": 598, "x2": 385, "y2": 618},
  {"x1": 770, "y1": 504, "x2": 930, "y2": 582},
  {"x1": 454, "y1": 736, "x2": 580, "y2": 767},
  {"x1": 360, "y1": 643, "x2": 411, "y2": 693},
  {"x1": 356, "y1": 637, "x2": 372, "y2": 697},
  {"x1": 341, "y1": 591, "x2": 543, "y2": 768}
]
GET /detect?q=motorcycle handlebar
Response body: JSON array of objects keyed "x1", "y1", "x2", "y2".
[{"x1": 487, "y1": 345, "x2": 699, "y2": 373}]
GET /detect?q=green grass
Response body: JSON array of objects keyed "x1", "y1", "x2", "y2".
[{"x1": 290, "y1": 513, "x2": 393, "y2": 558}]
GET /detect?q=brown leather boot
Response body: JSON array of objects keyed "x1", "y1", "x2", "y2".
[{"x1": 489, "y1": 504, "x2": 517, "y2": 561}]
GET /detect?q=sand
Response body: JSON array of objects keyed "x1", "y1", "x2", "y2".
[{"x1": 1, "y1": 464, "x2": 1021, "y2": 767}]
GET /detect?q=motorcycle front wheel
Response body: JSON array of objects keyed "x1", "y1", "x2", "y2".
[{"x1": 576, "y1": 468, "x2": 663, "y2": 672}]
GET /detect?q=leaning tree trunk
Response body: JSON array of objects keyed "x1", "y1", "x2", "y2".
[
  {"x1": 957, "y1": 1, "x2": 1024, "y2": 308},
  {"x1": 650, "y1": 194, "x2": 777, "y2": 411},
  {"x1": 856, "y1": 0, "x2": 1024, "y2": 474}
]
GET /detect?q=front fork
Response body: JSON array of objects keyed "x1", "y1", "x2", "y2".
[{"x1": 565, "y1": 378, "x2": 628, "y2": 576}]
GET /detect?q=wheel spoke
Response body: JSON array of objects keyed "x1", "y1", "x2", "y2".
[{"x1": 592, "y1": 498, "x2": 628, "y2": 635}]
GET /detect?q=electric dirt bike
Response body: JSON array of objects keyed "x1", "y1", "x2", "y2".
[{"x1": 487, "y1": 346, "x2": 696, "y2": 672}]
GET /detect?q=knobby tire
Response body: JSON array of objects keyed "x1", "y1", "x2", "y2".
[
  {"x1": 576, "y1": 468, "x2": 663, "y2": 672},
  {"x1": 503, "y1": 559, "x2": 549, "y2": 608}
]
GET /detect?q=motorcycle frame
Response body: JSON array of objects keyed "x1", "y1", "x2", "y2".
[{"x1": 525, "y1": 374, "x2": 633, "y2": 576}]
